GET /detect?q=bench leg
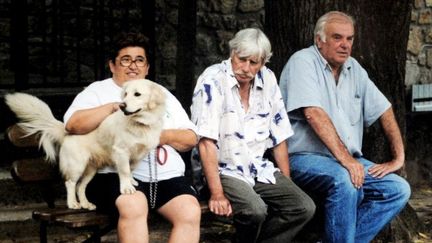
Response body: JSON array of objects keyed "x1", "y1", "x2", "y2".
[
  {"x1": 82, "y1": 226, "x2": 101, "y2": 243},
  {"x1": 82, "y1": 222, "x2": 115, "y2": 243},
  {"x1": 39, "y1": 221, "x2": 48, "y2": 243}
]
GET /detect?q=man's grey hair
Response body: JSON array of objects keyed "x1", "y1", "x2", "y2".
[
  {"x1": 314, "y1": 11, "x2": 355, "y2": 44},
  {"x1": 228, "y1": 28, "x2": 273, "y2": 63}
]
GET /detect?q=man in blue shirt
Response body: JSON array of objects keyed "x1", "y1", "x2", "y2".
[{"x1": 279, "y1": 11, "x2": 411, "y2": 242}]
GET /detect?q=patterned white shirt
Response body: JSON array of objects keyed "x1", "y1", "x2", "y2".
[{"x1": 191, "y1": 59, "x2": 294, "y2": 186}]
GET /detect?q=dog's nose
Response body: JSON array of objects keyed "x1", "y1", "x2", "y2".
[{"x1": 119, "y1": 103, "x2": 126, "y2": 111}]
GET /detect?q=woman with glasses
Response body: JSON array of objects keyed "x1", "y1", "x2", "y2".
[{"x1": 64, "y1": 32, "x2": 201, "y2": 243}]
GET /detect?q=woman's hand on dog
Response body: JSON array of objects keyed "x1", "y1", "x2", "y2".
[{"x1": 66, "y1": 102, "x2": 122, "y2": 135}]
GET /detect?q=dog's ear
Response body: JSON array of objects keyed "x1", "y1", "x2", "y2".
[{"x1": 148, "y1": 84, "x2": 165, "y2": 110}]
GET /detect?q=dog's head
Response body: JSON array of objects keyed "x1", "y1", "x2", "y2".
[{"x1": 120, "y1": 79, "x2": 166, "y2": 125}]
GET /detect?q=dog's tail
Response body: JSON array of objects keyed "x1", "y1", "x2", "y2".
[{"x1": 5, "y1": 92, "x2": 66, "y2": 162}]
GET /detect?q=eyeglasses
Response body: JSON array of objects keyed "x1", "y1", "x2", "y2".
[{"x1": 118, "y1": 56, "x2": 147, "y2": 67}]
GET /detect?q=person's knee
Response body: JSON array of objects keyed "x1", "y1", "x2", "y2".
[
  {"x1": 330, "y1": 175, "x2": 357, "y2": 197},
  {"x1": 116, "y1": 192, "x2": 148, "y2": 219},
  {"x1": 235, "y1": 203, "x2": 267, "y2": 225},
  {"x1": 164, "y1": 195, "x2": 201, "y2": 228},
  {"x1": 281, "y1": 195, "x2": 316, "y2": 224},
  {"x1": 302, "y1": 197, "x2": 316, "y2": 222},
  {"x1": 394, "y1": 177, "x2": 411, "y2": 205},
  {"x1": 180, "y1": 201, "x2": 201, "y2": 226}
]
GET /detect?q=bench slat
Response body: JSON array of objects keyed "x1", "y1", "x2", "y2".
[
  {"x1": 11, "y1": 158, "x2": 59, "y2": 183},
  {"x1": 33, "y1": 207, "x2": 92, "y2": 221},
  {"x1": 7, "y1": 125, "x2": 40, "y2": 148},
  {"x1": 33, "y1": 207, "x2": 112, "y2": 229},
  {"x1": 54, "y1": 212, "x2": 111, "y2": 228}
]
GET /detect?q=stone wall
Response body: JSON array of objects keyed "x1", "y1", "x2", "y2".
[
  {"x1": 1, "y1": 1, "x2": 430, "y2": 91},
  {"x1": 157, "y1": 0, "x2": 432, "y2": 90},
  {"x1": 406, "y1": 0, "x2": 432, "y2": 87},
  {"x1": 154, "y1": 0, "x2": 265, "y2": 89},
  {"x1": 405, "y1": 0, "x2": 432, "y2": 187},
  {"x1": 194, "y1": 0, "x2": 264, "y2": 78}
]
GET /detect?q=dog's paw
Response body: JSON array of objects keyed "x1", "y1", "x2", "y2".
[
  {"x1": 120, "y1": 183, "x2": 137, "y2": 194},
  {"x1": 131, "y1": 178, "x2": 138, "y2": 186},
  {"x1": 81, "y1": 202, "x2": 97, "y2": 211},
  {"x1": 68, "y1": 202, "x2": 82, "y2": 210}
]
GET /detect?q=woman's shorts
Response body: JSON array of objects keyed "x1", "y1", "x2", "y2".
[{"x1": 86, "y1": 173, "x2": 198, "y2": 219}]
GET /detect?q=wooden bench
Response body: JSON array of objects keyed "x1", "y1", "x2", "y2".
[
  {"x1": 7, "y1": 124, "x2": 214, "y2": 243},
  {"x1": 7, "y1": 124, "x2": 115, "y2": 243}
]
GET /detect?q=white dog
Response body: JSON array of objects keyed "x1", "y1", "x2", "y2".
[{"x1": 5, "y1": 79, "x2": 165, "y2": 210}]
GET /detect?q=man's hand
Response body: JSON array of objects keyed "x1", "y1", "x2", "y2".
[
  {"x1": 199, "y1": 138, "x2": 232, "y2": 217},
  {"x1": 208, "y1": 192, "x2": 232, "y2": 217},
  {"x1": 372, "y1": 108, "x2": 405, "y2": 179},
  {"x1": 368, "y1": 159, "x2": 403, "y2": 178},
  {"x1": 340, "y1": 156, "x2": 365, "y2": 189},
  {"x1": 304, "y1": 107, "x2": 365, "y2": 188}
]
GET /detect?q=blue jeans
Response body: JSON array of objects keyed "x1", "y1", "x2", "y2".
[{"x1": 290, "y1": 154, "x2": 411, "y2": 243}]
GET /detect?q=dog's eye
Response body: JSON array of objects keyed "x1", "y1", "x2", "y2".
[
  {"x1": 123, "y1": 92, "x2": 127, "y2": 97},
  {"x1": 134, "y1": 92, "x2": 141, "y2": 97}
]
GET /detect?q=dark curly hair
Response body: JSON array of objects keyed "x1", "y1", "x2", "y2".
[{"x1": 109, "y1": 32, "x2": 151, "y2": 64}]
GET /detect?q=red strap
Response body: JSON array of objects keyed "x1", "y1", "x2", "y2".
[{"x1": 156, "y1": 146, "x2": 168, "y2": 165}]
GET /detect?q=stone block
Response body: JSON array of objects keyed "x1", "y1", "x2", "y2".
[
  {"x1": 426, "y1": 28, "x2": 432, "y2": 42},
  {"x1": 196, "y1": 33, "x2": 216, "y2": 55},
  {"x1": 216, "y1": 30, "x2": 234, "y2": 54},
  {"x1": 411, "y1": 10, "x2": 419, "y2": 22},
  {"x1": 221, "y1": 15, "x2": 237, "y2": 30},
  {"x1": 419, "y1": 68, "x2": 432, "y2": 83},
  {"x1": 419, "y1": 52, "x2": 427, "y2": 66},
  {"x1": 427, "y1": 48, "x2": 432, "y2": 68},
  {"x1": 207, "y1": 0, "x2": 236, "y2": 14},
  {"x1": 415, "y1": 0, "x2": 425, "y2": 9},
  {"x1": 419, "y1": 9, "x2": 432, "y2": 24},
  {"x1": 407, "y1": 26, "x2": 423, "y2": 55},
  {"x1": 238, "y1": 0, "x2": 264, "y2": 13},
  {"x1": 197, "y1": 12, "x2": 225, "y2": 29},
  {"x1": 405, "y1": 62, "x2": 420, "y2": 87}
]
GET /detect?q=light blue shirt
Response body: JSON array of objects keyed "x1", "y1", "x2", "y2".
[
  {"x1": 191, "y1": 59, "x2": 293, "y2": 186},
  {"x1": 279, "y1": 45, "x2": 391, "y2": 157}
]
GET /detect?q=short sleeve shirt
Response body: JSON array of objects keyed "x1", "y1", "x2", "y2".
[
  {"x1": 64, "y1": 78, "x2": 197, "y2": 182},
  {"x1": 279, "y1": 45, "x2": 391, "y2": 157},
  {"x1": 191, "y1": 59, "x2": 294, "y2": 186}
]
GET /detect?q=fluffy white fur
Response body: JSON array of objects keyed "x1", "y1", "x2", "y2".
[{"x1": 5, "y1": 79, "x2": 165, "y2": 210}]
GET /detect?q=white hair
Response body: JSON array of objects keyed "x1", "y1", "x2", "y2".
[
  {"x1": 228, "y1": 28, "x2": 273, "y2": 63},
  {"x1": 314, "y1": 11, "x2": 355, "y2": 44}
]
